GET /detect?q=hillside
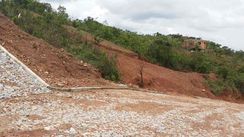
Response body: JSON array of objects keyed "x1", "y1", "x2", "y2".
[
  {"x1": 0, "y1": 0, "x2": 243, "y2": 101},
  {"x1": 0, "y1": 13, "x2": 112, "y2": 88},
  {"x1": 0, "y1": 1, "x2": 243, "y2": 136},
  {"x1": 65, "y1": 25, "x2": 214, "y2": 98},
  {"x1": 0, "y1": 11, "x2": 213, "y2": 98},
  {"x1": 73, "y1": 18, "x2": 244, "y2": 96}
]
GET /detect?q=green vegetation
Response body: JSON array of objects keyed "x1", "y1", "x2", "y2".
[
  {"x1": 0, "y1": 0, "x2": 120, "y2": 81},
  {"x1": 0, "y1": 0, "x2": 243, "y2": 95},
  {"x1": 72, "y1": 18, "x2": 244, "y2": 95},
  {"x1": 68, "y1": 44, "x2": 120, "y2": 81}
]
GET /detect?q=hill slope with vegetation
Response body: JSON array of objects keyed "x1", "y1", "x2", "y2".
[
  {"x1": 73, "y1": 18, "x2": 244, "y2": 96},
  {"x1": 0, "y1": 0, "x2": 243, "y2": 97}
]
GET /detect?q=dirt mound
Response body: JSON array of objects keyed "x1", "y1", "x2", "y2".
[{"x1": 0, "y1": 13, "x2": 111, "y2": 87}]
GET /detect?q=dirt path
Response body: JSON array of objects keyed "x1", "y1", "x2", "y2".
[{"x1": 1, "y1": 45, "x2": 244, "y2": 137}]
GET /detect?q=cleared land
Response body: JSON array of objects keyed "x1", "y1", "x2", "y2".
[{"x1": 0, "y1": 48, "x2": 244, "y2": 136}]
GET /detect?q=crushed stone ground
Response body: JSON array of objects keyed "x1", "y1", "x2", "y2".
[
  {"x1": 0, "y1": 49, "x2": 49, "y2": 99},
  {"x1": 0, "y1": 48, "x2": 244, "y2": 137}
]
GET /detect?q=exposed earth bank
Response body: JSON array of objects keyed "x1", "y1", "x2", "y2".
[{"x1": 0, "y1": 13, "x2": 113, "y2": 88}]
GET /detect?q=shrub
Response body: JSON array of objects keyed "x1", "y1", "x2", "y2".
[
  {"x1": 207, "y1": 80, "x2": 225, "y2": 95},
  {"x1": 97, "y1": 55, "x2": 120, "y2": 82},
  {"x1": 190, "y1": 53, "x2": 212, "y2": 73},
  {"x1": 68, "y1": 44, "x2": 120, "y2": 82},
  {"x1": 217, "y1": 67, "x2": 229, "y2": 80},
  {"x1": 234, "y1": 73, "x2": 244, "y2": 94}
]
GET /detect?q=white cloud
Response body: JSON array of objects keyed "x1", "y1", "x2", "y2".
[{"x1": 40, "y1": 0, "x2": 244, "y2": 50}]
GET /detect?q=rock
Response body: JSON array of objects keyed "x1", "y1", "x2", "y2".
[
  {"x1": 83, "y1": 63, "x2": 88, "y2": 67},
  {"x1": 57, "y1": 83, "x2": 64, "y2": 87},
  {"x1": 65, "y1": 127, "x2": 77, "y2": 135},
  {"x1": 44, "y1": 126, "x2": 52, "y2": 131}
]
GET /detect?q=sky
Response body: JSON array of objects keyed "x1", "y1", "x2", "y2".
[{"x1": 40, "y1": 0, "x2": 244, "y2": 50}]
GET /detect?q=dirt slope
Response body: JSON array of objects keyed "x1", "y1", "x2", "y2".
[
  {"x1": 65, "y1": 26, "x2": 216, "y2": 98},
  {"x1": 0, "y1": 13, "x2": 112, "y2": 88},
  {"x1": 0, "y1": 12, "x2": 241, "y2": 102}
]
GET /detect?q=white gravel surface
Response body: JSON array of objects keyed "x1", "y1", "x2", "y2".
[
  {"x1": 0, "y1": 90, "x2": 244, "y2": 137},
  {"x1": 0, "y1": 49, "x2": 49, "y2": 99}
]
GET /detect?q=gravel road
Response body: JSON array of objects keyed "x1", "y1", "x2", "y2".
[{"x1": 0, "y1": 48, "x2": 244, "y2": 137}]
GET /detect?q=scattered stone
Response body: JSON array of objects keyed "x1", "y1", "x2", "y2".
[
  {"x1": 68, "y1": 127, "x2": 77, "y2": 134},
  {"x1": 44, "y1": 126, "x2": 52, "y2": 131},
  {"x1": 57, "y1": 83, "x2": 64, "y2": 87}
]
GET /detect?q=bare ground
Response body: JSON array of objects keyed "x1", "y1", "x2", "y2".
[{"x1": 1, "y1": 89, "x2": 244, "y2": 136}]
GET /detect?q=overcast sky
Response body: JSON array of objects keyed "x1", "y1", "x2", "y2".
[{"x1": 40, "y1": 0, "x2": 244, "y2": 50}]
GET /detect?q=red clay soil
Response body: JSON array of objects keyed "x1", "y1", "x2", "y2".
[
  {"x1": 65, "y1": 26, "x2": 244, "y2": 102},
  {"x1": 114, "y1": 52, "x2": 243, "y2": 102},
  {"x1": 0, "y1": 13, "x2": 112, "y2": 88},
  {"x1": 103, "y1": 47, "x2": 214, "y2": 97}
]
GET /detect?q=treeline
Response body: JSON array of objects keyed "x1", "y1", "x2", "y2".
[
  {"x1": 0, "y1": 0, "x2": 243, "y2": 95},
  {"x1": 0, "y1": 0, "x2": 120, "y2": 81}
]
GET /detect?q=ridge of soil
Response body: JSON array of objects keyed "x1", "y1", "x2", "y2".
[{"x1": 0, "y1": 13, "x2": 112, "y2": 88}]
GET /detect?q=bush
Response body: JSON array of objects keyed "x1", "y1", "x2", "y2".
[
  {"x1": 207, "y1": 80, "x2": 225, "y2": 95},
  {"x1": 97, "y1": 55, "x2": 120, "y2": 82},
  {"x1": 190, "y1": 53, "x2": 212, "y2": 73},
  {"x1": 68, "y1": 44, "x2": 120, "y2": 81},
  {"x1": 234, "y1": 73, "x2": 244, "y2": 94},
  {"x1": 217, "y1": 67, "x2": 229, "y2": 80}
]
